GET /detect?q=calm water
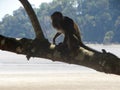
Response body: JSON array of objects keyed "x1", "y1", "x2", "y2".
[{"x1": 0, "y1": 44, "x2": 120, "y2": 73}]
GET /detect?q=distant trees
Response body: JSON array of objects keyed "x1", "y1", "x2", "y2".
[
  {"x1": 0, "y1": 7, "x2": 35, "y2": 39},
  {"x1": 0, "y1": 0, "x2": 120, "y2": 43}
]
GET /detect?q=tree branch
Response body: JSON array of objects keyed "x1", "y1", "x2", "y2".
[
  {"x1": 0, "y1": 35, "x2": 120, "y2": 75},
  {"x1": 19, "y1": 0, "x2": 45, "y2": 40}
]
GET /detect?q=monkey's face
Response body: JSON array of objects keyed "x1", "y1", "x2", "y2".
[
  {"x1": 51, "y1": 14, "x2": 63, "y2": 30},
  {"x1": 52, "y1": 19, "x2": 61, "y2": 30}
]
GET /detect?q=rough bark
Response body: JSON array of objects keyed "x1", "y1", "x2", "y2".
[{"x1": 0, "y1": 0, "x2": 120, "y2": 75}]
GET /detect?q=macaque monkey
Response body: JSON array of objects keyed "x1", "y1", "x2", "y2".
[{"x1": 51, "y1": 11, "x2": 95, "y2": 52}]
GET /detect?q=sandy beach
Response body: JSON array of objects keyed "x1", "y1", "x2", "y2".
[{"x1": 0, "y1": 72, "x2": 120, "y2": 90}]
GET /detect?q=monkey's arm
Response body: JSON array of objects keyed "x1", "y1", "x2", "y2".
[{"x1": 53, "y1": 32, "x2": 61, "y2": 44}]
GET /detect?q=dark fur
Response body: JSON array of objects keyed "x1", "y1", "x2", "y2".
[{"x1": 51, "y1": 11, "x2": 95, "y2": 52}]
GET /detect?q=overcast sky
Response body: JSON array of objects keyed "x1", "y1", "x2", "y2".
[{"x1": 0, "y1": 0, "x2": 52, "y2": 21}]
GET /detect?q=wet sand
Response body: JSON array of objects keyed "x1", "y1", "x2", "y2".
[{"x1": 0, "y1": 72, "x2": 120, "y2": 90}]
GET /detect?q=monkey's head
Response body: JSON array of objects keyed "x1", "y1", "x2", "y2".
[{"x1": 51, "y1": 11, "x2": 63, "y2": 30}]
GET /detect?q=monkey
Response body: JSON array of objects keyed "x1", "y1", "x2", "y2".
[{"x1": 51, "y1": 11, "x2": 96, "y2": 52}]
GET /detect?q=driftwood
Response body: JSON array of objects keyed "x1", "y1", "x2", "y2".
[{"x1": 0, "y1": 0, "x2": 120, "y2": 75}]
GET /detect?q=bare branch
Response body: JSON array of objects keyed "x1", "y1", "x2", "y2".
[{"x1": 19, "y1": 0, "x2": 45, "y2": 40}]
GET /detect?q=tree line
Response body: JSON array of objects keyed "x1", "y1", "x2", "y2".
[{"x1": 0, "y1": 0, "x2": 120, "y2": 44}]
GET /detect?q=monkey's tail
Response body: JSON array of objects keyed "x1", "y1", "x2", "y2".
[{"x1": 79, "y1": 41, "x2": 98, "y2": 53}]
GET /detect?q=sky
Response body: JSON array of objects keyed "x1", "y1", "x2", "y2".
[{"x1": 0, "y1": 0, "x2": 52, "y2": 21}]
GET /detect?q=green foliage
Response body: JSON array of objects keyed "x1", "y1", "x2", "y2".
[
  {"x1": 0, "y1": 7, "x2": 35, "y2": 39},
  {"x1": 0, "y1": 0, "x2": 120, "y2": 43}
]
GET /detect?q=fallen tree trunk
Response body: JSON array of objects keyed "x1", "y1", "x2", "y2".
[{"x1": 0, "y1": 0, "x2": 120, "y2": 75}]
